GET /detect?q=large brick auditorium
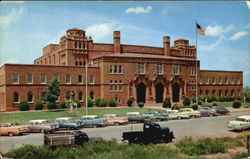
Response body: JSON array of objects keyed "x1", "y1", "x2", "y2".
[{"x1": 0, "y1": 28, "x2": 243, "y2": 111}]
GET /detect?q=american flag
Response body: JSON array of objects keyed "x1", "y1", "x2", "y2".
[{"x1": 196, "y1": 23, "x2": 205, "y2": 36}]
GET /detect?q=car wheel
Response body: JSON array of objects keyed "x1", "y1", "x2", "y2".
[
  {"x1": 8, "y1": 132, "x2": 14, "y2": 136},
  {"x1": 114, "y1": 122, "x2": 119, "y2": 126},
  {"x1": 177, "y1": 116, "x2": 181, "y2": 120},
  {"x1": 40, "y1": 129, "x2": 44, "y2": 133}
]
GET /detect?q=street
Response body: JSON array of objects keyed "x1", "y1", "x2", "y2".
[{"x1": 1, "y1": 111, "x2": 249, "y2": 153}]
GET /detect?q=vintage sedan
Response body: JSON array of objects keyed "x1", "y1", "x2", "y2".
[
  {"x1": 179, "y1": 108, "x2": 201, "y2": 118},
  {"x1": 199, "y1": 107, "x2": 218, "y2": 117},
  {"x1": 0, "y1": 123, "x2": 29, "y2": 136},
  {"x1": 80, "y1": 115, "x2": 107, "y2": 127},
  {"x1": 212, "y1": 106, "x2": 230, "y2": 115},
  {"x1": 55, "y1": 117, "x2": 82, "y2": 129},
  {"x1": 142, "y1": 110, "x2": 169, "y2": 121},
  {"x1": 165, "y1": 110, "x2": 190, "y2": 120},
  {"x1": 228, "y1": 115, "x2": 250, "y2": 131},
  {"x1": 28, "y1": 120, "x2": 59, "y2": 133},
  {"x1": 103, "y1": 114, "x2": 128, "y2": 125},
  {"x1": 126, "y1": 112, "x2": 147, "y2": 123}
]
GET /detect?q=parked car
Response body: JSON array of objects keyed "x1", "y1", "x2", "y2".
[
  {"x1": 142, "y1": 110, "x2": 169, "y2": 121},
  {"x1": 0, "y1": 123, "x2": 29, "y2": 136},
  {"x1": 126, "y1": 112, "x2": 147, "y2": 123},
  {"x1": 122, "y1": 122, "x2": 174, "y2": 144},
  {"x1": 178, "y1": 108, "x2": 201, "y2": 118},
  {"x1": 212, "y1": 106, "x2": 230, "y2": 115},
  {"x1": 44, "y1": 130, "x2": 89, "y2": 147},
  {"x1": 103, "y1": 114, "x2": 128, "y2": 125},
  {"x1": 80, "y1": 115, "x2": 107, "y2": 127},
  {"x1": 28, "y1": 120, "x2": 59, "y2": 133},
  {"x1": 55, "y1": 117, "x2": 82, "y2": 129},
  {"x1": 199, "y1": 107, "x2": 218, "y2": 117},
  {"x1": 165, "y1": 110, "x2": 190, "y2": 120},
  {"x1": 228, "y1": 115, "x2": 250, "y2": 131}
]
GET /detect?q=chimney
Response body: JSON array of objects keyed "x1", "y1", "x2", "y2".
[
  {"x1": 163, "y1": 36, "x2": 170, "y2": 56},
  {"x1": 114, "y1": 31, "x2": 121, "y2": 53}
]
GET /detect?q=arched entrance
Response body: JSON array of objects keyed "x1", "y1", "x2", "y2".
[
  {"x1": 137, "y1": 82, "x2": 146, "y2": 103},
  {"x1": 172, "y1": 83, "x2": 180, "y2": 102},
  {"x1": 155, "y1": 83, "x2": 164, "y2": 103}
]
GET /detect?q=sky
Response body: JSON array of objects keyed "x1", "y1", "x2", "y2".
[{"x1": 0, "y1": 1, "x2": 249, "y2": 87}]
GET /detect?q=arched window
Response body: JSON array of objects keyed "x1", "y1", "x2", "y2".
[
  {"x1": 200, "y1": 90, "x2": 203, "y2": 95},
  {"x1": 13, "y1": 92, "x2": 19, "y2": 103},
  {"x1": 219, "y1": 90, "x2": 222, "y2": 96},
  {"x1": 90, "y1": 91, "x2": 95, "y2": 99},
  {"x1": 27, "y1": 92, "x2": 33, "y2": 102},
  {"x1": 78, "y1": 92, "x2": 83, "y2": 101},
  {"x1": 225, "y1": 90, "x2": 228, "y2": 96},
  {"x1": 212, "y1": 90, "x2": 216, "y2": 95},
  {"x1": 231, "y1": 90, "x2": 234, "y2": 96},
  {"x1": 205, "y1": 90, "x2": 209, "y2": 95}
]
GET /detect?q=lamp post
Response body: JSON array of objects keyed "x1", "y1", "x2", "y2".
[{"x1": 85, "y1": 61, "x2": 88, "y2": 116}]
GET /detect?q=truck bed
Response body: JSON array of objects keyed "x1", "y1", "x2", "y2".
[
  {"x1": 44, "y1": 134, "x2": 75, "y2": 146},
  {"x1": 122, "y1": 131, "x2": 143, "y2": 141}
]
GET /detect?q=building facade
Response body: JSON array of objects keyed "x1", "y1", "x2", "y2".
[{"x1": 0, "y1": 28, "x2": 243, "y2": 111}]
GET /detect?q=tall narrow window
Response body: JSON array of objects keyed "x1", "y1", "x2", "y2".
[
  {"x1": 231, "y1": 90, "x2": 234, "y2": 96},
  {"x1": 237, "y1": 78, "x2": 240, "y2": 84},
  {"x1": 41, "y1": 92, "x2": 46, "y2": 101},
  {"x1": 78, "y1": 92, "x2": 83, "y2": 101},
  {"x1": 109, "y1": 64, "x2": 113, "y2": 74},
  {"x1": 157, "y1": 64, "x2": 163, "y2": 75},
  {"x1": 26, "y1": 74, "x2": 33, "y2": 84},
  {"x1": 88, "y1": 75, "x2": 94, "y2": 84},
  {"x1": 118, "y1": 65, "x2": 123, "y2": 74},
  {"x1": 109, "y1": 80, "x2": 114, "y2": 92},
  {"x1": 13, "y1": 92, "x2": 19, "y2": 103},
  {"x1": 78, "y1": 75, "x2": 83, "y2": 83},
  {"x1": 173, "y1": 64, "x2": 180, "y2": 75},
  {"x1": 65, "y1": 74, "x2": 71, "y2": 84},
  {"x1": 225, "y1": 77, "x2": 228, "y2": 84},
  {"x1": 138, "y1": 63, "x2": 145, "y2": 74},
  {"x1": 219, "y1": 77, "x2": 222, "y2": 84},
  {"x1": 27, "y1": 92, "x2": 33, "y2": 102},
  {"x1": 114, "y1": 65, "x2": 118, "y2": 74},
  {"x1": 40, "y1": 74, "x2": 46, "y2": 84},
  {"x1": 205, "y1": 77, "x2": 209, "y2": 84},
  {"x1": 225, "y1": 90, "x2": 228, "y2": 96},
  {"x1": 12, "y1": 73, "x2": 19, "y2": 84},
  {"x1": 212, "y1": 77, "x2": 215, "y2": 84}
]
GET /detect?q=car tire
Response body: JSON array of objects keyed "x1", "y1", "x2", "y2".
[
  {"x1": 114, "y1": 122, "x2": 119, "y2": 126},
  {"x1": 177, "y1": 116, "x2": 181, "y2": 120},
  {"x1": 8, "y1": 132, "x2": 14, "y2": 136}
]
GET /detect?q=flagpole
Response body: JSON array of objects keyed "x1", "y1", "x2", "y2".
[{"x1": 195, "y1": 20, "x2": 198, "y2": 105}]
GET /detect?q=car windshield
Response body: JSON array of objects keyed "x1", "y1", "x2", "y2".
[
  {"x1": 236, "y1": 118, "x2": 246, "y2": 122},
  {"x1": 94, "y1": 116, "x2": 100, "y2": 119}
]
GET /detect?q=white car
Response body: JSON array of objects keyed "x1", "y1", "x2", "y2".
[
  {"x1": 179, "y1": 108, "x2": 201, "y2": 118},
  {"x1": 165, "y1": 110, "x2": 190, "y2": 120},
  {"x1": 228, "y1": 115, "x2": 250, "y2": 131},
  {"x1": 103, "y1": 114, "x2": 128, "y2": 125}
]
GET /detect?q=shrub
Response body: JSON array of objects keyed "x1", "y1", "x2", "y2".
[
  {"x1": 95, "y1": 97, "x2": 101, "y2": 106},
  {"x1": 232, "y1": 100, "x2": 241, "y2": 108},
  {"x1": 198, "y1": 100, "x2": 202, "y2": 105},
  {"x1": 225, "y1": 96, "x2": 234, "y2": 102},
  {"x1": 18, "y1": 100, "x2": 30, "y2": 111},
  {"x1": 211, "y1": 95, "x2": 217, "y2": 102},
  {"x1": 47, "y1": 102, "x2": 57, "y2": 110},
  {"x1": 182, "y1": 97, "x2": 191, "y2": 106},
  {"x1": 34, "y1": 100, "x2": 43, "y2": 110},
  {"x1": 109, "y1": 97, "x2": 116, "y2": 107},
  {"x1": 212, "y1": 102, "x2": 218, "y2": 106},
  {"x1": 162, "y1": 97, "x2": 171, "y2": 108},
  {"x1": 191, "y1": 104, "x2": 198, "y2": 110},
  {"x1": 171, "y1": 104, "x2": 182, "y2": 110},
  {"x1": 198, "y1": 95, "x2": 205, "y2": 102},
  {"x1": 59, "y1": 99, "x2": 67, "y2": 108},
  {"x1": 98, "y1": 98, "x2": 107, "y2": 107},
  {"x1": 206, "y1": 95, "x2": 213, "y2": 103},
  {"x1": 73, "y1": 98, "x2": 81, "y2": 108},
  {"x1": 191, "y1": 97, "x2": 196, "y2": 103},
  {"x1": 235, "y1": 96, "x2": 242, "y2": 101},
  {"x1": 87, "y1": 96, "x2": 93, "y2": 107},
  {"x1": 126, "y1": 97, "x2": 134, "y2": 107},
  {"x1": 138, "y1": 102, "x2": 144, "y2": 108}
]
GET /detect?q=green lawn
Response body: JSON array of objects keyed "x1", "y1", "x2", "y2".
[
  {"x1": 0, "y1": 107, "x2": 159, "y2": 125},
  {"x1": 214, "y1": 102, "x2": 233, "y2": 107}
]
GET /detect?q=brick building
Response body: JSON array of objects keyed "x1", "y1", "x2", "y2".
[{"x1": 0, "y1": 28, "x2": 243, "y2": 111}]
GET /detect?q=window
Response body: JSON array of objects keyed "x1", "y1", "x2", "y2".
[
  {"x1": 26, "y1": 74, "x2": 33, "y2": 84},
  {"x1": 237, "y1": 78, "x2": 240, "y2": 84},
  {"x1": 79, "y1": 62, "x2": 83, "y2": 66},
  {"x1": 109, "y1": 80, "x2": 114, "y2": 92},
  {"x1": 12, "y1": 74, "x2": 19, "y2": 84},
  {"x1": 231, "y1": 90, "x2": 234, "y2": 96},
  {"x1": 53, "y1": 74, "x2": 59, "y2": 81},
  {"x1": 114, "y1": 65, "x2": 118, "y2": 74},
  {"x1": 189, "y1": 67, "x2": 196, "y2": 76},
  {"x1": 41, "y1": 92, "x2": 46, "y2": 101},
  {"x1": 78, "y1": 92, "x2": 83, "y2": 101},
  {"x1": 212, "y1": 77, "x2": 215, "y2": 84},
  {"x1": 75, "y1": 61, "x2": 78, "y2": 66},
  {"x1": 88, "y1": 75, "x2": 94, "y2": 84},
  {"x1": 78, "y1": 75, "x2": 83, "y2": 83},
  {"x1": 27, "y1": 92, "x2": 33, "y2": 102},
  {"x1": 118, "y1": 65, "x2": 123, "y2": 74},
  {"x1": 205, "y1": 77, "x2": 209, "y2": 84},
  {"x1": 65, "y1": 74, "x2": 71, "y2": 84},
  {"x1": 219, "y1": 90, "x2": 222, "y2": 96},
  {"x1": 173, "y1": 64, "x2": 180, "y2": 75},
  {"x1": 66, "y1": 91, "x2": 71, "y2": 99},
  {"x1": 231, "y1": 78, "x2": 234, "y2": 84},
  {"x1": 109, "y1": 64, "x2": 113, "y2": 74},
  {"x1": 13, "y1": 92, "x2": 19, "y2": 103},
  {"x1": 219, "y1": 77, "x2": 222, "y2": 84},
  {"x1": 75, "y1": 41, "x2": 77, "y2": 48},
  {"x1": 157, "y1": 64, "x2": 163, "y2": 75},
  {"x1": 90, "y1": 91, "x2": 94, "y2": 99},
  {"x1": 212, "y1": 90, "x2": 216, "y2": 95},
  {"x1": 225, "y1": 77, "x2": 228, "y2": 84},
  {"x1": 119, "y1": 80, "x2": 123, "y2": 91},
  {"x1": 40, "y1": 74, "x2": 46, "y2": 84},
  {"x1": 138, "y1": 63, "x2": 145, "y2": 74}
]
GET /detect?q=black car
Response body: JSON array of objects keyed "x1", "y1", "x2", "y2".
[{"x1": 212, "y1": 106, "x2": 230, "y2": 115}]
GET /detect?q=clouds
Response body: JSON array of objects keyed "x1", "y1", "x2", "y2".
[
  {"x1": 125, "y1": 6, "x2": 152, "y2": 14},
  {"x1": 1, "y1": 7, "x2": 27, "y2": 27},
  {"x1": 230, "y1": 31, "x2": 248, "y2": 40},
  {"x1": 205, "y1": 24, "x2": 234, "y2": 37},
  {"x1": 246, "y1": 1, "x2": 250, "y2": 10}
]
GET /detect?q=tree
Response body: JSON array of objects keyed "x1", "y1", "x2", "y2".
[
  {"x1": 241, "y1": 86, "x2": 250, "y2": 102},
  {"x1": 45, "y1": 77, "x2": 60, "y2": 109},
  {"x1": 109, "y1": 97, "x2": 116, "y2": 107},
  {"x1": 162, "y1": 97, "x2": 171, "y2": 108},
  {"x1": 183, "y1": 97, "x2": 191, "y2": 106}
]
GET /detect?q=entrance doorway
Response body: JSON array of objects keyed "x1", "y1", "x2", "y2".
[
  {"x1": 172, "y1": 83, "x2": 180, "y2": 102},
  {"x1": 136, "y1": 82, "x2": 146, "y2": 103},
  {"x1": 155, "y1": 83, "x2": 164, "y2": 103}
]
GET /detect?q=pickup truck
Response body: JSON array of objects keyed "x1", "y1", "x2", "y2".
[
  {"x1": 0, "y1": 123, "x2": 29, "y2": 136},
  {"x1": 103, "y1": 114, "x2": 128, "y2": 125},
  {"x1": 28, "y1": 120, "x2": 59, "y2": 133},
  {"x1": 228, "y1": 115, "x2": 250, "y2": 131},
  {"x1": 179, "y1": 108, "x2": 201, "y2": 118},
  {"x1": 55, "y1": 117, "x2": 82, "y2": 129},
  {"x1": 80, "y1": 115, "x2": 107, "y2": 127},
  {"x1": 44, "y1": 130, "x2": 89, "y2": 147},
  {"x1": 122, "y1": 122, "x2": 174, "y2": 144}
]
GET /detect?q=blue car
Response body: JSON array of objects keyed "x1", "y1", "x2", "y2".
[{"x1": 55, "y1": 117, "x2": 82, "y2": 129}]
